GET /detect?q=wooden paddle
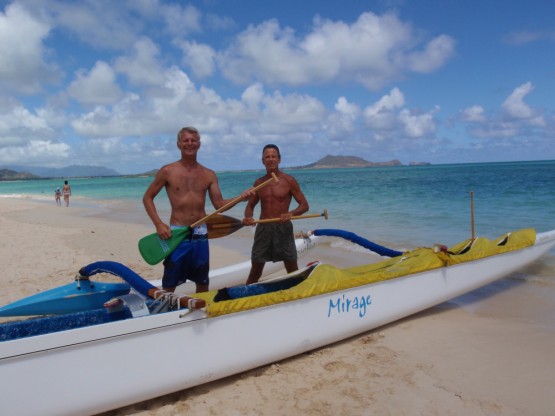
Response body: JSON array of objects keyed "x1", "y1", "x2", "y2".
[
  {"x1": 190, "y1": 172, "x2": 278, "y2": 228},
  {"x1": 470, "y1": 191, "x2": 475, "y2": 241},
  {"x1": 207, "y1": 209, "x2": 329, "y2": 239},
  {"x1": 138, "y1": 173, "x2": 278, "y2": 265}
]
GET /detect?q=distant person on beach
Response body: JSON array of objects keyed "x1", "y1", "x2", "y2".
[
  {"x1": 62, "y1": 181, "x2": 71, "y2": 207},
  {"x1": 54, "y1": 187, "x2": 62, "y2": 206},
  {"x1": 242, "y1": 144, "x2": 309, "y2": 284},
  {"x1": 143, "y1": 126, "x2": 253, "y2": 293}
]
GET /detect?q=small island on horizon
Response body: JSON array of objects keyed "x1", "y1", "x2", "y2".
[{"x1": 291, "y1": 155, "x2": 430, "y2": 170}]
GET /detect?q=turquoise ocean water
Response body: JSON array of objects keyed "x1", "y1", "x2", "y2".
[
  {"x1": 2, "y1": 160, "x2": 554, "y2": 249},
  {"x1": 2, "y1": 160, "x2": 555, "y2": 327}
]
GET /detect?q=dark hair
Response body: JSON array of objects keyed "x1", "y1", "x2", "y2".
[
  {"x1": 177, "y1": 126, "x2": 200, "y2": 142},
  {"x1": 262, "y1": 144, "x2": 281, "y2": 158}
]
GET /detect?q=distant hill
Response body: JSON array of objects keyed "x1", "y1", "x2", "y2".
[
  {"x1": 1, "y1": 164, "x2": 120, "y2": 178},
  {"x1": 125, "y1": 169, "x2": 158, "y2": 177},
  {"x1": 408, "y1": 161, "x2": 431, "y2": 166},
  {"x1": 296, "y1": 155, "x2": 404, "y2": 169},
  {"x1": 0, "y1": 168, "x2": 38, "y2": 180}
]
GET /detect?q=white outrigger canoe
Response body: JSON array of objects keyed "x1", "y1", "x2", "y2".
[{"x1": 1, "y1": 227, "x2": 554, "y2": 416}]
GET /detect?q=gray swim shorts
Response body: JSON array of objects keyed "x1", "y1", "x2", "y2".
[{"x1": 251, "y1": 222, "x2": 297, "y2": 263}]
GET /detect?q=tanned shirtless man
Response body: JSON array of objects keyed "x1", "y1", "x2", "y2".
[
  {"x1": 143, "y1": 126, "x2": 252, "y2": 293},
  {"x1": 243, "y1": 144, "x2": 309, "y2": 284}
]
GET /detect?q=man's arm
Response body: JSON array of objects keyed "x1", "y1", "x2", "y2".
[
  {"x1": 284, "y1": 176, "x2": 309, "y2": 219},
  {"x1": 243, "y1": 191, "x2": 260, "y2": 225},
  {"x1": 206, "y1": 169, "x2": 229, "y2": 210},
  {"x1": 143, "y1": 168, "x2": 172, "y2": 239}
]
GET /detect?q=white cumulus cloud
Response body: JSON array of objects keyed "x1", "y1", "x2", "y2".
[
  {"x1": 218, "y1": 12, "x2": 455, "y2": 90},
  {"x1": 68, "y1": 61, "x2": 123, "y2": 105},
  {"x1": 502, "y1": 82, "x2": 535, "y2": 119},
  {"x1": 0, "y1": 2, "x2": 57, "y2": 93}
]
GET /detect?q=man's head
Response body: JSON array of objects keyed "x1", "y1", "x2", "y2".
[
  {"x1": 262, "y1": 144, "x2": 281, "y2": 159},
  {"x1": 262, "y1": 144, "x2": 281, "y2": 171},
  {"x1": 177, "y1": 126, "x2": 200, "y2": 143},
  {"x1": 176, "y1": 126, "x2": 201, "y2": 155}
]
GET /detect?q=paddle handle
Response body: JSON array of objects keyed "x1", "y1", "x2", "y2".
[
  {"x1": 254, "y1": 209, "x2": 328, "y2": 224},
  {"x1": 191, "y1": 172, "x2": 278, "y2": 228}
]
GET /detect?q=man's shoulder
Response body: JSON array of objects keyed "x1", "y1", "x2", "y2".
[
  {"x1": 195, "y1": 164, "x2": 217, "y2": 179},
  {"x1": 160, "y1": 160, "x2": 179, "y2": 169},
  {"x1": 277, "y1": 171, "x2": 298, "y2": 184},
  {"x1": 197, "y1": 163, "x2": 214, "y2": 172},
  {"x1": 254, "y1": 174, "x2": 271, "y2": 185},
  {"x1": 156, "y1": 161, "x2": 184, "y2": 178}
]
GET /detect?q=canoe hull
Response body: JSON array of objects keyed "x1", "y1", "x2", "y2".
[{"x1": 1, "y1": 230, "x2": 554, "y2": 416}]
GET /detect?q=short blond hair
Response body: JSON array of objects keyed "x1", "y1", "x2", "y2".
[{"x1": 177, "y1": 126, "x2": 200, "y2": 142}]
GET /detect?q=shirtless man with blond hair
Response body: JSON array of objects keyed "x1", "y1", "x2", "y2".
[
  {"x1": 243, "y1": 144, "x2": 309, "y2": 284},
  {"x1": 143, "y1": 126, "x2": 252, "y2": 293}
]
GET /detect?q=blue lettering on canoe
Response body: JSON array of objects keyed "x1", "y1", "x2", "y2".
[{"x1": 328, "y1": 293, "x2": 372, "y2": 318}]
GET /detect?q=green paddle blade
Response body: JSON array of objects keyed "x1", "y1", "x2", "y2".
[{"x1": 138, "y1": 227, "x2": 190, "y2": 265}]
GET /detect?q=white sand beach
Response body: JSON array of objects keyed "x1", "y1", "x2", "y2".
[{"x1": 1, "y1": 198, "x2": 554, "y2": 416}]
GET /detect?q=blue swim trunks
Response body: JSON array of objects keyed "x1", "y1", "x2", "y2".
[{"x1": 162, "y1": 224, "x2": 209, "y2": 289}]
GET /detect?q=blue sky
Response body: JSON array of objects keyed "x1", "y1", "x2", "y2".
[{"x1": 1, "y1": 0, "x2": 554, "y2": 174}]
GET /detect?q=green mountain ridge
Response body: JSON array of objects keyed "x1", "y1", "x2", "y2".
[
  {"x1": 0, "y1": 169, "x2": 38, "y2": 180},
  {"x1": 0, "y1": 164, "x2": 120, "y2": 179},
  {"x1": 294, "y1": 155, "x2": 429, "y2": 169}
]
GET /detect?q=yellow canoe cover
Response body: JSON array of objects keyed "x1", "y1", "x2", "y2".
[{"x1": 194, "y1": 228, "x2": 536, "y2": 317}]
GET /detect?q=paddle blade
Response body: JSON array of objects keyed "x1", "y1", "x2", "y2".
[
  {"x1": 138, "y1": 227, "x2": 190, "y2": 265},
  {"x1": 206, "y1": 214, "x2": 244, "y2": 239}
]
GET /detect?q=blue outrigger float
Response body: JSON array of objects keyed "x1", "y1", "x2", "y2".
[{"x1": 0, "y1": 279, "x2": 130, "y2": 317}]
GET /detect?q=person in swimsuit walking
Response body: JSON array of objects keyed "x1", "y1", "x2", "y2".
[
  {"x1": 243, "y1": 144, "x2": 309, "y2": 284},
  {"x1": 143, "y1": 126, "x2": 253, "y2": 293},
  {"x1": 55, "y1": 187, "x2": 62, "y2": 206},
  {"x1": 62, "y1": 180, "x2": 71, "y2": 207}
]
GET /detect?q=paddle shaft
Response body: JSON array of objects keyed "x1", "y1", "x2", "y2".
[
  {"x1": 206, "y1": 210, "x2": 328, "y2": 239},
  {"x1": 209, "y1": 211, "x2": 327, "y2": 229},
  {"x1": 190, "y1": 172, "x2": 278, "y2": 228},
  {"x1": 255, "y1": 209, "x2": 328, "y2": 224}
]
